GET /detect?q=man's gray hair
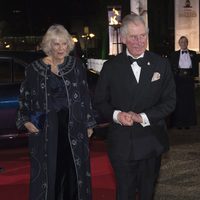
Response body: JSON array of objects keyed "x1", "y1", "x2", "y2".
[{"x1": 120, "y1": 14, "x2": 149, "y2": 38}]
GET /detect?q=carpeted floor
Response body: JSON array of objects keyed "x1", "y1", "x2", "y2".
[
  {"x1": 0, "y1": 140, "x2": 116, "y2": 200},
  {"x1": 154, "y1": 126, "x2": 200, "y2": 200},
  {"x1": 0, "y1": 124, "x2": 200, "y2": 200},
  {"x1": 154, "y1": 89, "x2": 200, "y2": 200}
]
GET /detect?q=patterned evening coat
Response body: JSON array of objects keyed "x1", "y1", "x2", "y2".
[{"x1": 16, "y1": 56, "x2": 96, "y2": 200}]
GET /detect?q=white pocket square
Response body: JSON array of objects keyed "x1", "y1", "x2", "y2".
[{"x1": 151, "y1": 72, "x2": 160, "y2": 82}]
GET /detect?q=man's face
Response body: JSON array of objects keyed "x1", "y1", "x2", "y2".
[
  {"x1": 121, "y1": 22, "x2": 147, "y2": 57},
  {"x1": 179, "y1": 38, "x2": 188, "y2": 50}
]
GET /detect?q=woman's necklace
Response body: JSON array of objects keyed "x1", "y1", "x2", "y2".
[
  {"x1": 43, "y1": 56, "x2": 63, "y2": 76},
  {"x1": 51, "y1": 64, "x2": 59, "y2": 75}
]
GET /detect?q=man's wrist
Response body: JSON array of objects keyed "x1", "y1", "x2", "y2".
[
  {"x1": 140, "y1": 113, "x2": 150, "y2": 127},
  {"x1": 113, "y1": 110, "x2": 122, "y2": 124}
]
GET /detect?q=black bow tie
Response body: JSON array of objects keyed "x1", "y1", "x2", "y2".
[
  {"x1": 128, "y1": 56, "x2": 144, "y2": 66},
  {"x1": 182, "y1": 51, "x2": 188, "y2": 54}
]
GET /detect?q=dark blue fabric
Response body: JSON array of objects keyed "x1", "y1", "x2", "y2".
[
  {"x1": 49, "y1": 73, "x2": 68, "y2": 112},
  {"x1": 30, "y1": 112, "x2": 46, "y2": 130}
]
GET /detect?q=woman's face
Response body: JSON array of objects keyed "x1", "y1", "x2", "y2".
[{"x1": 50, "y1": 37, "x2": 68, "y2": 61}]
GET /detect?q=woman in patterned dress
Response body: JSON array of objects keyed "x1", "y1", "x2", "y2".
[{"x1": 16, "y1": 24, "x2": 96, "y2": 200}]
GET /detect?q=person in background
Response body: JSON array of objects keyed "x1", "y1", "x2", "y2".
[
  {"x1": 94, "y1": 14, "x2": 176, "y2": 200},
  {"x1": 16, "y1": 24, "x2": 96, "y2": 200},
  {"x1": 169, "y1": 36, "x2": 198, "y2": 129}
]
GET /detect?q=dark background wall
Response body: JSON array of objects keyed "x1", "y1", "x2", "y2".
[
  {"x1": 0, "y1": 0, "x2": 189, "y2": 58},
  {"x1": 148, "y1": 0, "x2": 175, "y2": 56}
]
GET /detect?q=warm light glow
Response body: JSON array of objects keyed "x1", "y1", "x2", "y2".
[
  {"x1": 109, "y1": 8, "x2": 121, "y2": 25},
  {"x1": 89, "y1": 33, "x2": 95, "y2": 38},
  {"x1": 113, "y1": 8, "x2": 119, "y2": 16},
  {"x1": 84, "y1": 26, "x2": 89, "y2": 34},
  {"x1": 5, "y1": 44, "x2": 10, "y2": 48},
  {"x1": 110, "y1": 16, "x2": 119, "y2": 25},
  {"x1": 72, "y1": 37, "x2": 78, "y2": 43},
  {"x1": 82, "y1": 33, "x2": 95, "y2": 39},
  {"x1": 108, "y1": 6, "x2": 122, "y2": 55}
]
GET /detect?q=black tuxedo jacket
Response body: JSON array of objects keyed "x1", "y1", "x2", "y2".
[
  {"x1": 169, "y1": 50, "x2": 199, "y2": 77},
  {"x1": 94, "y1": 51, "x2": 176, "y2": 161}
]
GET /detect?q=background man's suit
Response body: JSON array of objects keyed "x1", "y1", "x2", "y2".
[{"x1": 169, "y1": 50, "x2": 198, "y2": 128}]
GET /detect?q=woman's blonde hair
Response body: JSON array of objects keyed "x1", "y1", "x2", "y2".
[{"x1": 41, "y1": 24, "x2": 75, "y2": 56}]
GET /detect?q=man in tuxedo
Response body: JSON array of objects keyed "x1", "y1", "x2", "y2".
[
  {"x1": 169, "y1": 36, "x2": 198, "y2": 129},
  {"x1": 94, "y1": 14, "x2": 176, "y2": 200}
]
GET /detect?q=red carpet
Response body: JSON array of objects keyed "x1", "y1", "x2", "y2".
[
  {"x1": 0, "y1": 140, "x2": 116, "y2": 200},
  {"x1": 90, "y1": 140, "x2": 116, "y2": 200}
]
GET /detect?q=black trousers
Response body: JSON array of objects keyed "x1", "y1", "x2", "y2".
[
  {"x1": 110, "y1": 156, "x2": 161, "y2": 200},
  {"x1": 54, "y1": 109, "x2": 78, "y2": 200}
]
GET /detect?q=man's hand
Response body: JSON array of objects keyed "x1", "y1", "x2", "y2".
[
  {"x1": 128, "y1": 111, "x2": 143, "y2": 123},
  {"x1": 24, "y1": 122, "x2": 39, "y2": 134},
  {"x1": 117, "y1": 112, "x2": 134, "y2": 126}
]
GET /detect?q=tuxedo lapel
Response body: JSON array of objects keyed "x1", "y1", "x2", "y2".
[
  {"x1": 188, "y1": 50, "x2": 195, "y2": 60},
  {"x1": 139, "y1": 54, "x2": 153, "y2": 86},
  {"x1": 115, "y1": 53, "x2": 140, "y2": 110},
  {"x1": 121, "y1": 52, "x2": 138, "y2": 87},
  {"x1": 136, "y1": 52, "x2": 154, "y2": 92},
  {"x1": 129, "y1": 51, "x2": 156, "y2": 108}
]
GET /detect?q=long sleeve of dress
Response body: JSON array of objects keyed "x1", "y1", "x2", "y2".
[{"x1": 16, "y1": 66, "x2": 32, "y2": 130}]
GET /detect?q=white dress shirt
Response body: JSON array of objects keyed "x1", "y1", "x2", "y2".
[
  {"x1": 113, "y1": 50, "x2": 150, "y2": 127},
  {"x1": 179, "y1": 50, "x2": 192, "y2": 69}
]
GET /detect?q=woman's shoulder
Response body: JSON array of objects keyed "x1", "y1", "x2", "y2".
[
  {"x1": 26, "y1": 57, "x2": 47, "y2": 75},
  {"x1": 28, "y1": 57, "x2": 45, "y2": 66},
  {"x1": 66, "y1": 55, "x2": 83, "y2": 64},
  {"x1": 64, "y1": 56, "x2": 85, "y2": 69}
]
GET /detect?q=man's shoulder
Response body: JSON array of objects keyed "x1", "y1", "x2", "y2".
[
  {"x1": 107, "y1": 52, "x2": 125, "y2": 62},
  {"x1": 145, "y1": 51, "x2": 172, "y2": 73},
  {"x1": 145, "y1": 51, "x2": 167, "y2": 63},
  {"x1": 99, "y1": 53, "x2": 127, "y2": 76},
  {"x1": 188, "y1": 49, "x2": 197, "y2": 55},
  {"x1": 103, "y1": 53, "x2": 125, "y2": 67},
  {"x1": 146, "y1": 51, "x2": 161, "y2": 58},
  {"x1": 169, "y1": 50, "x2": 180, "y2": 56}
]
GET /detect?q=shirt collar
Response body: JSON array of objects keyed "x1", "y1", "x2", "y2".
[
  {"x1": 126, "y1": 49, "x2": 144, "y2": 59},
  {"x1": 180, "y1": 49, "x2": 188, "y2": 52}
]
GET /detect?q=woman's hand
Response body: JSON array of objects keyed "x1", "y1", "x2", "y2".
[
  {"x1": 87, "y1": 128, "x2": 93, "y2": 138},
  {"x1": 24, "y1": 122, "x2": 39, "y2": 134},
  {"x1": 43, "y1": 56, "x2": 53, "y2": 65}
]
